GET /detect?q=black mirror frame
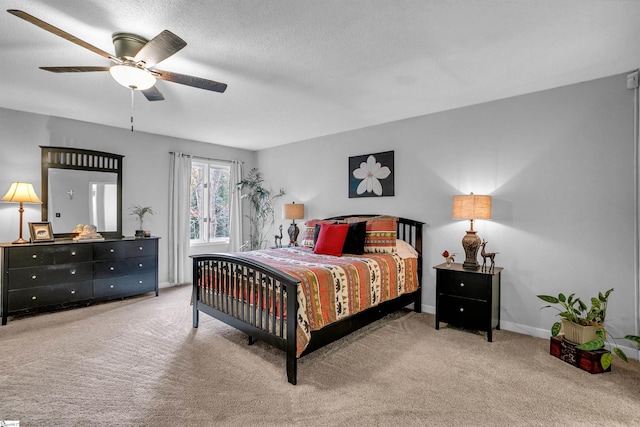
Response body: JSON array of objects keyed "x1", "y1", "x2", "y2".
[{"x1": 41, "y1": 146, "x2": 124, "y2": 239}]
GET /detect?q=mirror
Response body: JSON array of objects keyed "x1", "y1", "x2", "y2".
[
  {"x1": 48, "y1": 170, "x2": 118, "y2": 233},
  {"x1": 41, "y1": 146, "x2": 123, "y2": 239}
]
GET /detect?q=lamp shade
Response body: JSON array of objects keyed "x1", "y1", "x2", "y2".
[
  {"x1": 2, "y1": 182, "x2": 42, "y2": 204},
  {"x1": 283, "y1": 203, "x2": 305, "y2": 220},
  {"x1": 452, "y1": 194, "x2": 491, "y2": 220}
]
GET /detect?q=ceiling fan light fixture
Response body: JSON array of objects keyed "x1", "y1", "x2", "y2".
[{"x1": 109, "y1": 64, "x2": 156, "y2": 90}]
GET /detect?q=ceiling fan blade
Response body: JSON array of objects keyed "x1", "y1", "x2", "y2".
[
  {"x1": 142, "y1": 86, "x2": 164, "y2": 101},
  {"x1": 152, "y1": 69, "x2": 227, "y2": 93},
  {"x1": 7, "y1": 9, "x2": 119, "y2": 63},
  {"x1": 40, "y1": 66, "x2": 110, "y2": 73},
  {"x1": 134, "y1": 30, "x2": 186, "y2": 68}
]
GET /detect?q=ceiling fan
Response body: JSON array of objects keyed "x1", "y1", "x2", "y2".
[{"x1": 7, "y1": 9, "x2": 227, "y2": 101}]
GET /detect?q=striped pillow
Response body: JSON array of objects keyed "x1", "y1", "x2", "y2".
[
  {"x1": 345, "y1": 215, "x2": 398, "y2": 253},
  {"x1": 301, "y1": 219, "x2": 337, "y2": 247}
]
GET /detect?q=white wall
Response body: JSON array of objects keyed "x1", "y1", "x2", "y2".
[
  {"x1": 0, "y1": 107, "x2": 257, "y2": 286},
  {"x1": 257, "y1": 73, "x2": 640, "y2": 355}
]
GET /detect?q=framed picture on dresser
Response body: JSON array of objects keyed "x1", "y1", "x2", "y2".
[{"x1": 29, "y1": 221, "x2": 54, "y2": 242}]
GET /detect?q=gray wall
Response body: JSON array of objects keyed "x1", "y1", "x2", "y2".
[
  {"x1": 257, "y1": 73, "x2": 639, "y2": 356},
  {"x1": 1, "y1": 73, "x2": 638, "y2": 357},
  {"x1": 0, "y1": 107, "x2": 257, "y2": 286}
]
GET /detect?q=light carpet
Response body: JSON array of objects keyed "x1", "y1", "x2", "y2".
[{"x1": 1, "y1": 284, "x2": 639, "y2": 426}]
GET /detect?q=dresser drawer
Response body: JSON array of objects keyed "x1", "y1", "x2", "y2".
[
  {"x1": 7, "y1": 245, "x2": 54, "y2": 267},
  {"x1": 93, "y1": 272, "x2": 157, "y2": 298},
  {"x1": 93, "y1": 241, "x2": 129, "y2": 260},
  {"x1": 125, "y1": 240, "x2": 157, "y2": 258},
  {"x1": 93, "y1": 256, "x2": 157, "y2": 279},
  {"x1": 53, "y1": 244, "x2": 93, "y2": 264},
  {"x1": 93, "y1": 240, "x2": 157, "y2": 261},
  {"x1": 437, "y1": 270, "x2": 489, "y2": 300},
  {"x1": 7, "y1": 244, "x2": 93, "y2": 267},
  {"x1": 438, "y1": 295, "x2": 487, "y2": 330},
  {"x1": 7, "y1": 262, "x2": 94, "y2": 289},
  {"x1": 8, "y1": 281, "x2": 93, "y2": 310}
]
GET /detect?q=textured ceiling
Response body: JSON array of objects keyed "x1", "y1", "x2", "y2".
[{"x1": 1, "y1": 1, "x2": 640, "y2": 150}]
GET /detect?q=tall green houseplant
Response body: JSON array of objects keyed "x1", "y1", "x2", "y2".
[{"x1": 236, "y1": 168, "x2": 285, "y2": 250}]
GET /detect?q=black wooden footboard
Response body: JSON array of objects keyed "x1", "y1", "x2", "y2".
[
  {"x1": 191, "y1": 253, "x2": 301, "y2": 384},
  {"x1": 192, "y1": 216, "x2": 424, "y2": 385}
]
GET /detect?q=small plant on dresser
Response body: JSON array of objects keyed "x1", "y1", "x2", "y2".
[{"x1": 129, "y1": 205, "x2": 154, "y2": 237}]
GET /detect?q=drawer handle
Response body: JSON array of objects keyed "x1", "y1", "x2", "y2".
[
  {"x1": 139, "y1": 280, "x2": 143, "y2": 284},
  {"x1": 460, "y1": 283, "x2": 465, "y2": 287},
  {"x1": 138, "y1": 263, "x2": 143, "y2": 267},
  {"x1": 459, "y1": 307, "x2": 464, "y2": 312},
  {"x1": 110, "y1": 266, "x2": 115, "y2": 271},
  {"x1": 70, "y1": 269, "x2": 76, "y2": 275},
  {"x1": 32, "y1": 254, "x2": 38, "y2": 259},
  {"x1": 71, "y1": 251, "x2": 76, "y2": 256},
  {"x1": 31, "y1": 296, "x2": 37, "y2": 300},
  {"x1": 110, "y1": 284, "x2": 115, "y2": 288},
  {"x1": 110, "y1": 248, "x2": 115, "y2": 253},
  {"x1": 31, "y1": 275, "x2": 37, "y2": 280},
  {"x1": 70, "y1": 290, "x2": 76, "y2": 295},
  {"x1": 139, "y1": 246, "x2": 143, "y2": 251}
]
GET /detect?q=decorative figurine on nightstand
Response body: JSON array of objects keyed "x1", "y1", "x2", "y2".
[
  {"x1": 480, "y1": 240, "x2": 498, "y2": 273},
  {"x1": 442, "y1": 250, "x2": 456, "y2": 267},
  {"x1": 274, "y1": 224, "x2": 283, "y2": 248}
]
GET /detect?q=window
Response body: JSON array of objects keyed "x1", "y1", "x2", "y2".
[{"x1": 190, "y1": 161, "x2": 231, "y2": 243}]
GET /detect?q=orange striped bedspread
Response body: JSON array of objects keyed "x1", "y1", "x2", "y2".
[{"x1": 237, "y1": 247, "x2": 419, "y2": 357}]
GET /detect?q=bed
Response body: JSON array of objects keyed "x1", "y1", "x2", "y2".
[{"x1": 191, "y1": 215, "x2": 424, "y2": 384}]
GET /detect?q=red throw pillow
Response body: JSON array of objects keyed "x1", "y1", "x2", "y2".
[{"x1": 313, "y1": 223, "x2": 349, "y2": 256}]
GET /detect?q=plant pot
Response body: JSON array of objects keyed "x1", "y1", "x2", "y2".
[
  {"x1": 562, "y1": 319, "x2": 603, "y2": 345},
  {"x1": 135, "y1": 230, "x2": 145, "y2": 238}
]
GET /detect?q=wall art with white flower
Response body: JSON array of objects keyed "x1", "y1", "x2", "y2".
[{"x1": 349, "y1": 150, "x2": 394, "y2": 198}]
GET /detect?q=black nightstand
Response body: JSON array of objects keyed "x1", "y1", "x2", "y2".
[{"x1": 433, "y1": 263, "x2": 503, "y2": 342}]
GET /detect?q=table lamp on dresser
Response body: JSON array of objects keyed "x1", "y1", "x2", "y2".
[{"x1": 2, "y1": 182, "x2": 42, "y2": 244}]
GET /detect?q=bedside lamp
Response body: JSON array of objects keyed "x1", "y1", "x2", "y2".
[
  {"x1": 283, "y1": 202, "x2": 305, "y2": 246},
  {"x1": 2, "y1": 182, "x2": 42, "y2": 244},
  {"x1": 452, "y1": 193, "x2": 491, "y2": 270}
]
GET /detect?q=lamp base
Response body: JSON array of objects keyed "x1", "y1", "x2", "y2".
[
  {"x1": 12, "y1": 237, "x2": 29, "y2": 245},
  {"x1": 461, "y1": 230, "x2": 481, "y2": 270},
  {"x1": 288, "y1": 222, "x2": 300, "y2": 247}
]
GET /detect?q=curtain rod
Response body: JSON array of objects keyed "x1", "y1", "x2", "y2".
[{"x1": 168, "y1": 151, "x2": 243, "y2": 164}]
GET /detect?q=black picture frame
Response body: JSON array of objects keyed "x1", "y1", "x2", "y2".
[
  {"x1": 348, "y1": 150, "x2": 394, "y2": 198},
  {"x1": 29, "y1": 221, "x2": 54, "y2": 242}
]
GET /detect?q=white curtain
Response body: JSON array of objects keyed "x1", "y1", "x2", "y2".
[
  {"x1": 228, "y1": 161, "x2": 243, "y2": 252},
  {"x1": 168, "y1": 152, "x2": 192, "y2": 284}
]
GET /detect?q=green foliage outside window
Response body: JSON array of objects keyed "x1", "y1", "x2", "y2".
[{"x1": 190, "y1": 162, "x2": 230, "y2": 242}]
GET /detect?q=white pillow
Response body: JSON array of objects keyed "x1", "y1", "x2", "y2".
[{"x1": 395, "y1": 239, "x2": 418, "y2": 259}]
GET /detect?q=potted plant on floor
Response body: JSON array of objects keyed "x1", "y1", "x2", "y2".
[
  {"x1": 236, "y1": 168, "x2": 285, "y2": 250},
  {"x1": 537, "y1": 288, "x2": 639, "y2": 370}
]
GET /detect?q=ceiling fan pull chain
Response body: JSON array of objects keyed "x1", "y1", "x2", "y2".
[{"x1": 130, "y1": 87, "x2": 134, "y2": 132}]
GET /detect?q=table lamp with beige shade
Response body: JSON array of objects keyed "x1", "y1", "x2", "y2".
[{"x1": 452, "y1": 193, "x2": 492, "y2": 270}]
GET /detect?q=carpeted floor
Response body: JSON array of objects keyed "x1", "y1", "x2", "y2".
[{"x1": 1, "y1": 284, "x2": 639, "y2": 426}]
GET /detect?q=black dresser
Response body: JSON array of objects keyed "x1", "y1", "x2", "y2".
[
  {"x1": 1, "y1": 237, "x2": 159, "y2": 325},
  {"x1": 434, "y1": 262, "x2": 502, "y2": 342}
]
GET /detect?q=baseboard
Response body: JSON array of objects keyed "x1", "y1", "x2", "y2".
[
  {"x1": 158, "y1": 281, "x2": 173, "y2": 289},
  {"x1": 421, "y1": 303, "x2": 435, "y2": 314}
]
